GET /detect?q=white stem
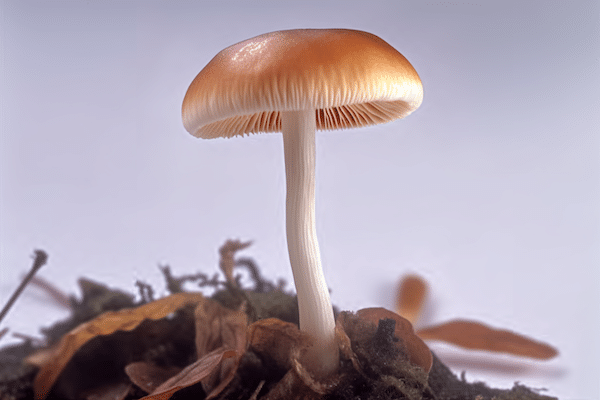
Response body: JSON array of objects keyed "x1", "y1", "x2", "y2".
[{"x1": 281, "y1": 109, "x2": 338, "y2": 378}]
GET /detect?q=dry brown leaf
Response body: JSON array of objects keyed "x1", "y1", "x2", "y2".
[
  {"x1": 125, "y1": 362, "x2": 182, "y2": 394},
  {"x1": 416, "y1": 319, "x2": 558, "y2": 359},
  {"x1": 32, "y1": 292, "x2": 206, "y2": 400},
  {"x1": 120, "y1": 296, "x2": 248, "y2": 400},
  {"x1": 355, "y1": 308, "x2": 433, "y2": 372},
  {"x1": 84, "y1": 381, "x2": 132, "y2": 400},
  {"x1": 194, "y1": 300, "x2": 248, "y2": 396},
  {"x1": 204, "y1": 356, "x2": 240, "y2": 400},
  {"x1": 194, "y1": 298, "x2": 248, "y2": 357},
  {"x1": 247, "y1": 318, "x2": 313, "y2": 371},
  {"x1": 140, "y1": 348, "x2": 237, "y2": 400},
  {"x1": 396, "y1": 274, "x2": 428, "y2": 325},
  {"x1": 24, "y1": 346, "x2": 55, "y2": 368}
]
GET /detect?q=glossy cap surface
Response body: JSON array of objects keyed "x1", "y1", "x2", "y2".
[{"x1": 182, "y1": 29, "x2": 423, "y2": 138}]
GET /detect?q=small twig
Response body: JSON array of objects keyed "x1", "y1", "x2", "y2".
[
  {"x1": 28, "y1": 275, "x2": 73, "y2": 310},
  {"x1": 0, "y1": 250, "x2": 48, "y2": 325},
  {"x1": 248, "y1": 380, "x2": 265, "y2": 400},
  {"x1": 160, "y1": 264, "x2": 226, "y2": 293},
  {"x1": 235, "y1": 257, "x2": 289, "y2": 293},
  {"x1": 135, "y1": 280, "x2": 155, "y2": 303},
  {"x1": 0, "y1": 327, "x2": 8, "y2": 341},
  {"x1": 11, "y1": 331, "x2": 46, "y2": 347},
  {"x1": 196, "y1": 273, "x2": 225, "y2": 288},
  {"x1": 235, "y1": 258, "x2": 266, "y2": 291}
]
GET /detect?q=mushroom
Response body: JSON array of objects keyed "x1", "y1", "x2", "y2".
[{"x1": 182, "y1": 29, "x2": 423, "y2": 378}]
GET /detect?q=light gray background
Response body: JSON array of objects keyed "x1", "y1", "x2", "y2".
[{"x1": 1, "y1": 1, "x2": 598, "y2": 398}]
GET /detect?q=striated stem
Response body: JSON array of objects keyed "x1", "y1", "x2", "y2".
[{"x1": 281, "y1": 110, "x2": 338, "y2": 377}]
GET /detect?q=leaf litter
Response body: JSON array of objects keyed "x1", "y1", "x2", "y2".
[{"x1": 0, "y1": 241, "x2": 559, "y2": 400}]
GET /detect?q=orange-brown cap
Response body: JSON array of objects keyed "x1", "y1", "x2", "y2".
[{"x1": 182, "y1": 29, "x2": 423, "y2": 139}]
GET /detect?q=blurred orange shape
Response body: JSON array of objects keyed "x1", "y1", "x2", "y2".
[
  {"x1": 417, "y1": 319, "x2": 558, "y2": 360},
  {"x1": 396, "y1": 274, "x2": 428, "y2": 325}
]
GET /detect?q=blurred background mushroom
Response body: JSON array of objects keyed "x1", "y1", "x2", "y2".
[{"x1": 0, "y1": 1, "x2": 597, "y2": 398}]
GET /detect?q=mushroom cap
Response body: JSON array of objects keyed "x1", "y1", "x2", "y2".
[{"x1": 182, "y1": 29, "x2": 423, "y2": 139}]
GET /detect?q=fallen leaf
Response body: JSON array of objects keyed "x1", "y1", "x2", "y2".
[
  {"x1": 24, "y1": 346, "x2": 55, "y2": 368},
  {"x1": 194, "y1": 300, "x2": 248, "y2": 396},
  {"x1": 84, "y1": 381, "x2": 132, "y2": 400},
  {"x1": 417, "y1": 319, "x2": 558, "y2": 359},
  {"x1": 194, "y1": 298, "x2": 248, "y2": 357},
  {"x1": 140, "y1": 348, "x2": 237, "y2": 400},
  {"x1": 32, "y1": 292, "x2": 206, "y2": 400},
  {"x1": 247, "y1": 318, "x2": 313, "y2": 371},
  {"x1": 396, "y1": 274, "x2": 428, "y2": 325},
  {"x1": 125, "y1": 362, "x2": 181, "y2": 394}
]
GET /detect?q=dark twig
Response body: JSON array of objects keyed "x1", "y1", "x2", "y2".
[
  {"x1": 11, "y1": 331, "x2": 46, "y2": 346},
  {"x1": 234, "y1": 257, "x2": 266, "y2": 291},
  {"x1": 196, "y1": 273, "x2": 224, "y2": 288},
  {"x1": 0, "y1": 327, "x2": 8, "y2": 341},
  {"x1": 0, "y1": 250, "x2": 48, "y2": 325},
  {"x1": 28, "y1": 275, "x2": 73, "y2": 310},
  {"x1": 234, "y1": 257, "x2": 288, "y2": 293},
  {"x1": 160, "y1": 264, "x2": 226, "y2": 294},
  {"x1": 135, "y1": 280, "x2": 155, "y2": 303}
]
